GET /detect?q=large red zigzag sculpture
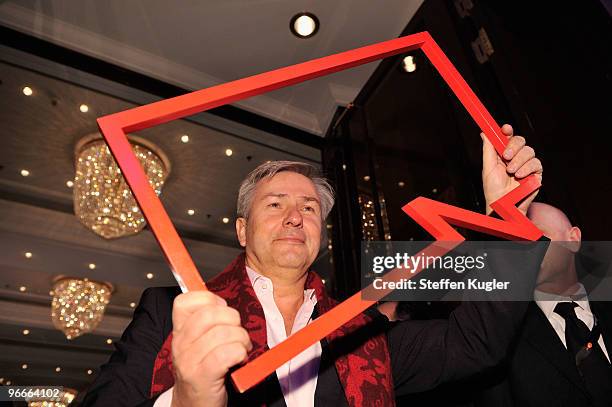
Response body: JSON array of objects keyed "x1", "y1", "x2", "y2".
[{"x1": 96, "y1": 31, "x2": 543, "y2": 393}]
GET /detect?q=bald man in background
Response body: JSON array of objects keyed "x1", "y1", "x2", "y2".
[{"x1": 478, "y1": 203, "x2": 612, "y2": 407}]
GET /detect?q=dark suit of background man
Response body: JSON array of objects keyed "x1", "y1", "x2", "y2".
[
  {"x1": 478, "y1": 203, "x2": 612, "y2": 407},
  {"x1": 81, "y1": 125, "x2": 547, "y2": 407}
]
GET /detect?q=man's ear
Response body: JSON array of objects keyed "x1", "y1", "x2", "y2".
[
  {"x1": 568, "y1": 226, "x2": 582, "y2": 253},
  {"x1": 236, "y1": 217, "x2": 247, "y2": 247}
]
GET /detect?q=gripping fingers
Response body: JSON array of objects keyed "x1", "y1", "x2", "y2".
[
  {"x1": 503, "y1": 135, "x2": 526, "y2": 161},
  {"x1": 174, "y1": 305, "x2": 242, "y2": 348},
  {"x1": 506, "y1": 145, "x2": 535, "y2": 174},
  {"x1": 515, "y1": 158, "x2": 543, "y2": 179},
  {"x1": 201, "y1": 341, "x2": 250, "y2": 380},
  {"x1": 195, "y1": 325, "x2": 252, "y2": 365},
  {"x1": 172, "y1": 291, "x2": 227, "y2": 331},
  {"x1": 174, "y1": 325, "x2": 251, "y2": 368}
]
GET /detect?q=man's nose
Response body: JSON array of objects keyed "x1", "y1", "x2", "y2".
[{"x1": 283, "y1": 207, "x2": 303, "y2": 227}]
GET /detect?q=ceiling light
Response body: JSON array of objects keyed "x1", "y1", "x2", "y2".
[
  {"x1": 106, "y1": 338, "x2": 112, "y2": 344},
  {"x1": 342, "y1": 164, "x2": 347, "y2": 170},
  {"x1": 51, "y1": 277, "x2": 113, "y2": 339},
  {"x1": 129, "y1": 302, "x2": 136, "y2": 308},
  {"x1": 225, "y1": 148, "x2": 233, "y2": 157},
  {"x1": 20, "y1": 169, "x2": 30, "y2": 177},
  {"x1": 22, "y1": 329, "x2": 30, "y2": 335},
  {"x1": 5, "y1": 381, "x2": 11, "y2": 385},
  {"x1": 180, "y1": 134, "x2": 190, "y2": 143},
  {"x1": 22, "y1": 86, "x2": 33, "y2": 96},
  {"x1": 398, "y1": 181, "x2": 405, "y2": 187},
  {"x1": 24, "y1": 252, "x2": 33, "y2": 259},
  {"x1": 74, "y1": 133, "x2": 170, "y2": 239},
  {"x1": 322, "y1": 279, "x2": 326, "y2": 284},
  {"x1": 88, "y1": 263, "x2": 96, "y2": 270},
  {"x1": 402, "y1": 55, "x2": 417, "y2": 73},
  {"x1": 19, "y1": 286, "x2": 26, "y2": 292},
  {"x1": 222, "y1": 217, "x2": 229, "y2": 224},
  {"x1": 146, "y1": 273, "x2": 154, "y2": 280},
  {"x1": 66, "y1": 180, "x2": 74, "y2": 188},
  {"x1": 363, "y1": 175, "x2": 370, "y2": 181},
  {"x1": 187, "y1": 209, "x2": 195, "y2": 216},
  {"x1": 432, "y1": 188, "x2": 438, "y2": 193},
  {"x1": 290, "y1": 13, "x2": 319, "y2": 38},
  {"x1": 55, "y1": 366, "x2": 61, "y2": 372},
  {"x1": 21, "y1": 364, "x2": 28, "y2": 370},
  {"x1": 87, "y1": 369, "x2": 93, "y2": 375},
  {"x1": 79, "y1": 104, "x2": 89, "y2": 113}
]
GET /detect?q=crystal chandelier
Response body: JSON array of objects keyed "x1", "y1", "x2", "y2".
[
  {"x1": 51, "y1": 277, "x2": 113, "y2": 340},
  {"x1": 28, "y1": 388, "x2": 77, "y2": 407},
  {"x1": 74, "y1": 133, "x2": 170, "y2": 239}
]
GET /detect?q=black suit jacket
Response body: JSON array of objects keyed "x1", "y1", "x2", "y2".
[{"x1": 477, "y1": 301, "x2": 612, "y2": 407}]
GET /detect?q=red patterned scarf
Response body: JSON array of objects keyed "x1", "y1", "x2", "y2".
[{"x1": 150, "y1": 253, "x2": 394, "y2": 406}]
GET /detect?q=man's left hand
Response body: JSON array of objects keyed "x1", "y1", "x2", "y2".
[{"x1": 481, "y1": 124, "x2": 543, "y2": 215}]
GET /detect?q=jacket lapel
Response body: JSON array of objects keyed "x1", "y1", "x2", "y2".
[{"x1": 524, "y1": 302, "x2": 588, "y2": 395}]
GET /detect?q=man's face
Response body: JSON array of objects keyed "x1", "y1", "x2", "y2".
[{"x1": 236, "y1": 171, "x2": 322, "y2": 276}]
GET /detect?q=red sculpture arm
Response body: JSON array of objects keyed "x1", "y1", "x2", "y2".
[{"x1": 96, "y1": 31, "x2": 542, "y2": 393}]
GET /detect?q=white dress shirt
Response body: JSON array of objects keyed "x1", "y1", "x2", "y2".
[
  {"x1": 534, "y1": 283, "x2": 610, "y2": 362},
  {"x1": 154, "y1": 267, "x2": 322, "y2": 406}
]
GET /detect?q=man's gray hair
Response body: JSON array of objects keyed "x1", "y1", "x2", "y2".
[{"x1": 237, "y1": 161, "x2": 335, "y2": 221}]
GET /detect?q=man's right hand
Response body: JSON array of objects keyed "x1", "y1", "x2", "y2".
[{"x1": 171, "y1": 291, "x2": 252, "y2": 407}]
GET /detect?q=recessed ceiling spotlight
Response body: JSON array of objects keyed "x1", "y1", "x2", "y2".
[
  {"x1": 146, "y1": 273, "x2": 154, "y2": 280},
  {"x1": 180, "y1": 134, "x2": 189, "y2": 143},
  {"x1": 290, "y1": 12, "x2": 319, "y2": 39},
  {"x1": 322, "y1": 279, "x2": 326, "y2": 284},
  {"x1": 22, "y1": 329, "x2": 30, "y2": 335},
  {"x1": 66, "y1": 180, "x2": 74, "y2": 188},
  {"x1": 79, "y1": 104, "x2": 89, "y2": 113},
  {"x1": 129, "y1": 302, "x2": 136, "y2": 308},
  {"x1": 106, "y1": 338, "x2": 113, "y2": 345},
  {"x1": 24, "y1": 252, "x2": 33, "y2": 259},
  {"x1": 187, "y1": 209, "x2": 195, "y2": 216},
  {"x1": 22, "y1": 86, "x2": 33, "y2": 96},
  {"x1": 88, "y1": 263, "x2": 96, "y2": 270},
  {"x1": 432, "y1": 188, "x2": 438, "y2": 193},
  {"x1": 55, "y1": 366, "x2": 61, "y2": 372},
  {"x1": 222, "y1": 217, "x2": 230, "y2": 224},
  {"x1": 20, "y1": 169, "x2": 30, "y2": 177},
  {"x1": 402, "y1": 55, "x2": 417, "y2": 73},
  {"x1": 21, "y1": 364, "x2": 28, "y2": 370},
  {"x1": 398, "y1": 181, "x2": 405, "y2": 187},
  {"x1": 363, "y1": 175, "x2": 371, "y2": 182},
  {"x1": 87, "y1": 369, "x2": 93, "y2": 375},
  {"x1": 225, "y1": 148, "x2": 233, "y2": 157},
  {"x1": 19, "y1": 286, "x2": 26, "y2": 292}
]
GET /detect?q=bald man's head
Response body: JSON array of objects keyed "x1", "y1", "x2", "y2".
[{"x1": 527, "y1": 202, "x2": 581, "y2": 243}]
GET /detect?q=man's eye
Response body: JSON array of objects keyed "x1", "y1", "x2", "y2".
[
  {"x1": 269, "y1": 202, "x2": 281, "y2": 208},
  {"x1": 303, "y1": 206, "x2": 315, "y2": 212}
]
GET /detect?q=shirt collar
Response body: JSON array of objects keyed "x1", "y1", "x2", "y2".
[
  {"x1": 245, "y1": 265, "x2": 317, "y2": 303},
  {"x1": 534, "y1": 282, "x2": 591, "y2": 318}
]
